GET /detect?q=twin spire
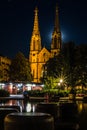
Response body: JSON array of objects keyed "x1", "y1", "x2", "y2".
[
  {"x1": 30, "y1": 4, "x2": 61, "y2": 53},
  {"x1": 33, "y1": 7, "x2": 40, "y2": 35},
  {"x1": 54, "y1": 5, "x2": 60, "y2": 33},
  {"x1": 29, "y1": 4, "x2": 61, "y2": 83},
  {"x1": 32, "y1": 4, "x2": 60, "y2": 39}
]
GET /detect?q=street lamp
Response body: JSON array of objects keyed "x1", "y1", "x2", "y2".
[
  {"x1": 60, "y1": 79, "x2": 63, "y2": 83},
  {"x1": 58, "y1": 82, "x2": 60, "y2": 86},
  {"x1": 57, "y1": 79, "x2": 63, "y2": 92}
]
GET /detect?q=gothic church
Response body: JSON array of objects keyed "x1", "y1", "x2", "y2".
[{"x1": 29, "y1": 5, "x2": 62, "y2": 83}]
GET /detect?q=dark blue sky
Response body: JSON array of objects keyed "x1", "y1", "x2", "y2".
[{"x1": 0, "y1": 0, "x2": 87, "y2": 58}]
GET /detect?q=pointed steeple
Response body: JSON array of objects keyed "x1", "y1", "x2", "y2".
[
  {"x1": 51, "y1": 4, "x2": 61, "y2": 57},
  {"x1": 33, "y1": 7, "x2": 40, "y2": 35},
  {"x1": 29, "y1": 6, "x2": 41, "y2": 52},
  {"x1": 54, "y1": 4, "x2": 60, "y2": 33},
  {"x1": 29, "y1": 6, "x2": 42, "y2": 83}
]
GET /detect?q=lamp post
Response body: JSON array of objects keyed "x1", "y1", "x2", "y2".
[
  {"x1": 60, "y1": 79, "x2": 63, "y2": 84},
  {"x1": 58, "y1": 79, "x2": 63, "y2": 92},
  {"x1": 60, "y1": 79, "x2": 63, "y2": 89}
]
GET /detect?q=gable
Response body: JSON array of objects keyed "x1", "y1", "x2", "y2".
[{"x1": 38, "y1": 47, "x2": 51, "y2": 62}]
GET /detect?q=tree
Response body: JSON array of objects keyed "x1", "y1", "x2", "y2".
[
  {"x1": 75, "y1": 44, "x2": 87, "y2": 89},
  {"x1": 9, "y1": 52, "x2": 33, "y2": 82},
  {"x1": 62, "y1": 42, "x2": 76, "y2": 87},
  {"x1": 42, "y1": 42, "x2": 87, "y2": 91},
  {"x1": 44, "y1": 42, "x2": 77, "y2": 89}
]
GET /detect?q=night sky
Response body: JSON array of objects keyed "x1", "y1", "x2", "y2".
[{"x1": 0, "y1": 0, "x2": 87, "y2": 59}]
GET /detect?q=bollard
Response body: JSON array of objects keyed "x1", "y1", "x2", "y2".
[
  {"x1": 59, "y1": 102, "x2": 78, "y2": 122},
  {"x1": 0, "y1": 108, "x2": 19, "y2": 130},
  {"x1": 35, "y1": 102, "x2": 58, "y2": 120},
  {"x1": 4, "y1": 112, "x2": 54, "y2": 130},
  {"x1": 54, "y1": 102, "x2": 79, "y2": 130}
]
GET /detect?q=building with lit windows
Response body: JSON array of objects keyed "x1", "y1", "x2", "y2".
[
  {"x1": 29, "y1": 5, "x2": 62, "y2": 83},
  {"x1": 0, "y1": 56, "x2": 11, "y2": 82}
]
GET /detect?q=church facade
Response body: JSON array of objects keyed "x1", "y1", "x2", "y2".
[{"x1": 29, "y1": 5, "x2": 62, "y2": 83}]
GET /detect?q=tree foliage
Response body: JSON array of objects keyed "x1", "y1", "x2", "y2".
[
  {"x1": 9, "y1": 52, "x2": 33, "y2": 82},
  {"x1": 75, "y1": 44, "x2": 87, "y2": 87},
  {"x1": 43, "y1": 42, "x2": 87, "y2": 89}
]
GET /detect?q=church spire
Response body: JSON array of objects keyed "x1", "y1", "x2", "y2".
[
  {"x1": 51, "y1": 4, "x2": 61, "y2": 57},
  {"x1": 29, "y1": 6, "x2": 42, "y2": 83},
  {"x1": 33, "y1": 7, "x2": 40, "y2": 35},
  {"x1": 54, "y1": 4, "x2": 60, "y2": 33},
  {"x1": 29, "y1": 6, "x2": 41, "y2": 52}
]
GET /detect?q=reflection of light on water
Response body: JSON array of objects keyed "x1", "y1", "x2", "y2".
[
  {"x1": 26, "y1": 103, "x2": 31, "y2": 112},
  {"x1": 83, "y1": 103, "x2": 87, "y2": 111},
  {"x1": 78, "y1": 102, "x2": 83, "y2": 114},
  {"x1": 26, "y1": 103, "x2": 36, "y2": 112},
  {"x1": 19, "y1": 105, "x2": 23, "y2": 112},
  {"x1": 32, "y1": 104, "x2": 35, "y2": 112}
]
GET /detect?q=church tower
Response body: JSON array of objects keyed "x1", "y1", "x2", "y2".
[
  {"x1": 51, "y1": 5, "x2": 61, "y2": 57},
  {"x1": 29, "y1": 7, "x2": 42, "y2": 83},
  {"x1": 29, "y1": 4, "x2": 61, "y2": 83}
]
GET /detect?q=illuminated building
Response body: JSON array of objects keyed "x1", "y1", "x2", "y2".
[
  {"x1": 0, "y1": 56, "x2": 11, "y2": 81},
  {"x1": 29, "y1": 5, "x2": 62, "y2": 83}
]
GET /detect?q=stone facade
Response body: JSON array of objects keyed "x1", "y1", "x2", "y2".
[{"x1": 29, "y1": 5, "x2": 62, "y2": 83}]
